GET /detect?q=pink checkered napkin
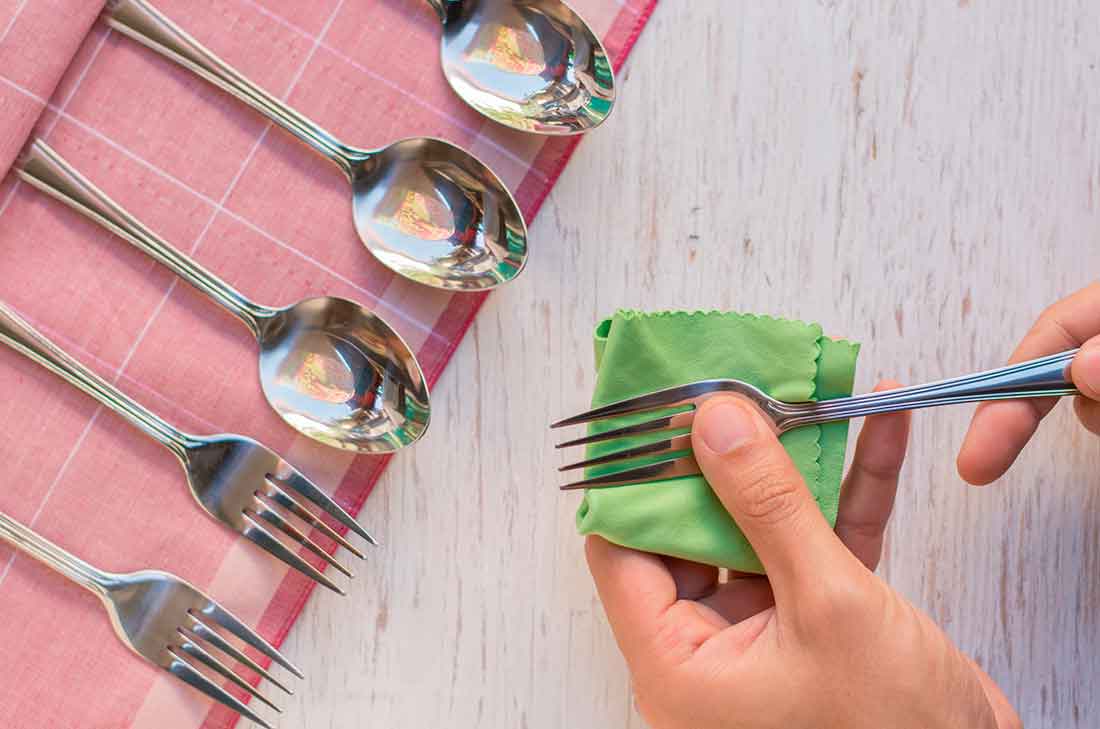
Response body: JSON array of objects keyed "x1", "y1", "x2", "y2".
[{"x1": 0, "y1": 0, "x2": 657, "y2": 726}]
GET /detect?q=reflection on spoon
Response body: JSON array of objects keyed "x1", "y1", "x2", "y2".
[
  {"x1": 431, "y1": 0, "x2": 616, "y2": 135},
  {"x1": 107, "y1": 0, "x2": 528, "y2": 292},
  {"x1": 19, "y1": 140, "x2": 431, "y2": 454},
  {"x1": 260, "y1": 299, "x2": 431, "y2": 453},
  {"x1": 465, "y1": 24, "x2": 547, "y2": 76}
]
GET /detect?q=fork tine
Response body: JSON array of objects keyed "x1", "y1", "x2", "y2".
[
  {"x1": 177, "y1": 631, "x2": 281, "y2": 713},
  {"x1": 559, "y1": 453, "x2": 701, "y2": 491},
  {"x1": 165, "y1": 648, "x2": 274, "y2": 729},
  {"x1": 186, "y1": 612, "x2": 294, "y2": 695},
  {"x1": 195, "y1": 602, "x2": 305, "y2": 679},
  {"x1": 251, "y1": 500, "x2": 354, "y2": 578},
  {"x1": 550, "y1": 381, "x2": 718, "y2": 429},
  {"x1": 242, "y1": 514, "x2": 347, "y2": 595},
  {"x1": 559, "y1": 434, "x2": 693, "y2": 472},
  {"x1": 271, "y1": 465, "x2": 378, "y2": 546},
  {"x1": 260, "y1": 483, "x2": 365, "y2": 559},
  {"x1": 555, "y1": 409, "x2": 696, "y2": 449}
]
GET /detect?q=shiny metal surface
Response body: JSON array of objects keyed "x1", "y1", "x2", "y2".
[
  {"x1": 0, "y1": 302, "x2": 375, "y2": 593},
  {"x1": 552, "y1": 348, "x2": 1081, "y2": 489},
  {"x1": 0, "y1": 510, "x2": 298, "y2": 728},
  {"x1": 435, "y1": 0, "x2": 616, "y2": 135},
  {"x1": 18, "y1": 139, "x2": 430, "y2": 455},
  {"x1": 105, "y1": 0, "x2": 528, "y2": 291}
]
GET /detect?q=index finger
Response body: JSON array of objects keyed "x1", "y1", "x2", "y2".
[{"x1": 958, "y1": 282, "x2": 1100, "y2": 485}]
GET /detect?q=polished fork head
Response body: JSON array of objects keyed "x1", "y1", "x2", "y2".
[
  {"x1": 105, "y1": 569, "x2": 300, "y2": 728},
  {"x1": 551, "y1": 379, "x2": 778, "y2": 490},
  {"x1": 184, "y1": 435, "x2": 376, "y2": 594}
]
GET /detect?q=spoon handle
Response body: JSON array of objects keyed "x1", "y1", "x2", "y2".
[
  {"x1": 17, "y1": 139, "x2": 271, "y2": 339},
  {"x1": 0, "y1": 301, "x2": 192, "y2": 459},
  {"x1": 105, "y1": 0, "x2": 362, "y2": 178},
  {"x1": 0, "y1": 510, "x2": 113, "y2": 598},
  {"x1": 425, "y1": 0, "x2": 463, "y2": 23}
]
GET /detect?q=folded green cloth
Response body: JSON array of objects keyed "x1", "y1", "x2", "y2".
[{"x1": 575, "y1": 310, "x2": 860, "y2": 573}]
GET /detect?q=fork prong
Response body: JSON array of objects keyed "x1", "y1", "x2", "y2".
[
  {"x1": 560, "y1": 454, "x2": 701, "y2": 491},
  {"x1": 555, "y1": 409, "x2": 696, "y2": 449},
  {"x1": 559, "y1": 434, "x2": 693, "y2": 473},
  {"x1": 186, "y1": 612, "x2": 294, "y2": 695},
  {"x1": 252, "y1": 501, "x2": 354, "y2": 578},
  {"x1": 242, "y1": 514, "x2": 347, "y2": 596},
  {"x1": 272, "y1": 465, "x2": 378, "y2": 546},
  {"x1": 196, "y1": 602, "x2": 305, "y2": 679},
  {"x1": 550, "y1": 381, "x2": 721, "y2": 429},
  {"x1": 261, "y1": 483, "x2": 365, "y2": 559},
  {"x1": 177, "y1": 632, "x2": 281, "y2": 713},
  {"x1": 165, "y1": 648, "x2": 274, "y2": 729}
]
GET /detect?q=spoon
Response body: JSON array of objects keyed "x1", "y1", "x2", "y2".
[
  {"x1": 429, "y1": 0, "x2": 616, "y2": 135},
  {"x1": 107, "y1": 0, "x2": 529, "y2": 292},
  {"x1": 19, "y1": 139, "x2": 431, "y2": 455}
]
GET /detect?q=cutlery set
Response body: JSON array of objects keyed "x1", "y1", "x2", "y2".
[{"x1": 3, "y1": 0, "x2": 615, "y2": 724}]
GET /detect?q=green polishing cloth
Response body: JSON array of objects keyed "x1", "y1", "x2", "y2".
[{"x1": 575, "y1": 310, "x2": 860, "y2": 573}]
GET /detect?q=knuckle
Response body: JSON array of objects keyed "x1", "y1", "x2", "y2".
[
  {"x1": 648, "y1": 603, "x2": 704, "y2": 666},
  {"x1": 1037, "y1": 303, "x2": 1060, "y2": 323},
  {"x1": 735, "y1": 461, "x2": 803, "y2": 525}
]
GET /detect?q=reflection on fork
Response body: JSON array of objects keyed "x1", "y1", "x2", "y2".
[
  {"x1": 0, "y1": 302, "x2": 375, "y2": 593},
  {"x1": 0, "y1": 510, "x2": 297, "y2": 728}
]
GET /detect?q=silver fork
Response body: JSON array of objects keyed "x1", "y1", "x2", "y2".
[
  {"x1": 0, "y1": 303, "x2": 374, "y2": 593},
  {"x1": 0, "y1": 509, "x2": 297, "y2": 727},
  {"x1": 552, "y1": 348, "x2": 1081, "y2": 490}
]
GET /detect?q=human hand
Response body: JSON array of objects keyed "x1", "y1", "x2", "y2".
[
  {"x1": 958, "y1": 281, "x2": 1100, "y2": 484},
  {"x1": 586, "y1": 386, "x2": 1020, "y2": 729}
]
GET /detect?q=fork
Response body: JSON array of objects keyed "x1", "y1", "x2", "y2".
[
  {"x1": 0, "y1": 302, "x2": 373, "y2": 593},
  {"x1": 0, "y1": 509, "x2": 297, "y2": 727},
  {"x1": 552, "y1": 348, "x2": 1081, "y2": 489}
]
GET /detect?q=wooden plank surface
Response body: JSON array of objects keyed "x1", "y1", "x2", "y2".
[{"x1": 277, "y1": 2, "x2": 1100, "y2": 727}]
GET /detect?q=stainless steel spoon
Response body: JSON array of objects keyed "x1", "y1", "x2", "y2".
[
  {"x1": 106, "y1": 0, "x2": 529, "y2": 291},
  {"x1": 19, "y1": 139, "x2": 430, "y2": 455},
  {"x1": 429, "y1": 0, "x2": 616, "y2": 134}
]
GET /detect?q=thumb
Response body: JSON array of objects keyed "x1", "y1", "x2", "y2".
[
  {"x1": 691, "y1": 395, "x2": 852, "y2": 597},
  {"x1": 1071, "y1": 337, "x2": 1100, "y2": 401},
  {"x1": 1071, "y1": 338, "x2": 1100, "y2": 435}
]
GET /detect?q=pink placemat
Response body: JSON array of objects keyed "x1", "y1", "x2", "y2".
[{"x1": 0, "y1": 1, "x2": 657, "y2": 727}]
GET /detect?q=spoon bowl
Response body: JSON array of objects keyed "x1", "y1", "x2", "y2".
[
  {"x1": 351, "y1": 137, "x2": 528, "y2": 290},
  {"x1": 105, "y1": 0, "x2": 529, "y2": 291},
  {"x1": 18, "y1": 139, "x2": 432, "y2": 455},
  {"x1": 259, "y1": 297, "x2": 430, "y2": 453},
  {"x1": 437, "y1": 0, "x2": 616, "y2": 135}
]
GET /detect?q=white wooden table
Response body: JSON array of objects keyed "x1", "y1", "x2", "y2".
[{"x1": 278, "y1": 2, "x2": 1100, "y2": 727}]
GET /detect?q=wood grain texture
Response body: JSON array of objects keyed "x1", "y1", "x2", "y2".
[{"x1": 276, "y1": 2, "x2": 1100, "y2": 727}]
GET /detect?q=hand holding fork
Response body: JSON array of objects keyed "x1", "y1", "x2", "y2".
[{"x1": 554, "y1": 348, "x2": 1080, "y2": 489}]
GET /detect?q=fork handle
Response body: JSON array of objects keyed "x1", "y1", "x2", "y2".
[
  {"x1": 774, "y1": 348, "x2": 1080, "y2": 431},
  {"x1": 105, "y1": 0, "x2": 365, "y2": 178},
  {"x1": 0, "y1": 511, "x2": 112, "y2": 597},
  {"x1": 0, "y1": 302, "x2": 193, "y2": 458}
]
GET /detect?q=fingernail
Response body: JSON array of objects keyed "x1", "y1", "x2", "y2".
[
  {"x1": 697, "y1": 400, "x2": 759, "y2": 454},
  {"x1": 1078, "y1": 348, "x2": 1100, "y2": 396}
]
